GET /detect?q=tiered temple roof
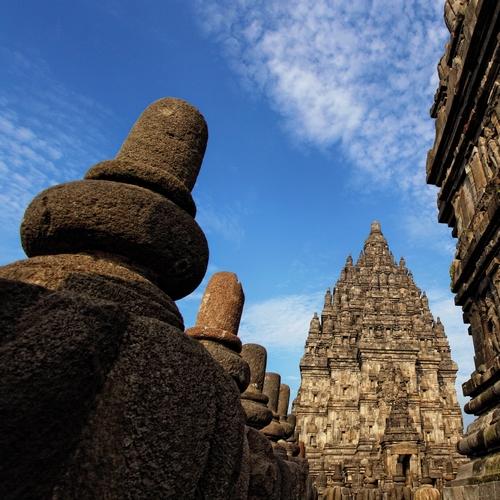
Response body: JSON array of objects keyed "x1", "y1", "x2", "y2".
[{"x1": 293, "y1": 222, "x2": 466, "y2": 496}]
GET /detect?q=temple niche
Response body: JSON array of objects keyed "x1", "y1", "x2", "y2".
[
  {"x1": 426, "y1": 1, "x2": 500, "y2": 498},
  {"x1": 293, "y1": 222, "x2": 466, "y2": 498}
]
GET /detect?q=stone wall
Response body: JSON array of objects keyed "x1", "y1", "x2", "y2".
[{"x1": 426, "y1": 1, "x2": 500, "y2": 498}]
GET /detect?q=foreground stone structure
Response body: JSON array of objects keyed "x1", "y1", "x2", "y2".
[
  {"x1": 0, "y1": 98, "x2": 311, "y2": 498},
  {"x1": 188, "y1": 272, "x2": 314, "y2": 499},
  {"x1": 293, "y1": 222, "x2": 466, "y2": 497},
  {"x1": 426, "y1": 1, "x2": 500, "y2": 497}
]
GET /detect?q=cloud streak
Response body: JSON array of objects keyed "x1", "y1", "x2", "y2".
[
  {"x1": 196, "y1": 198, "x2": 247, "y2": 245},
  {"x1": 0, "y1": 47, "x2": 113, "y2": 245},
  {"x1": 196, "y1": 0, "x2": 446, "y2": 183},
  {"x1": 195, "y1": 0, "x2": 452, "y2": 252},
  {"x1": 239, "y1": 292, "x2": 323, "y2": 348}
]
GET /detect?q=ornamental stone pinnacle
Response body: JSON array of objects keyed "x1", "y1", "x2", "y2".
[
  {"x1": 278, "y1": 384, "x2": 295, "y2": 439},
  {"x1": 262, "y1": 372, "x2": 286, "y2": 441},
  {"x1": 292, "y1": 221, "x2": 467, "y2": 498},
  {"x1": 86, "y1": 97, "x2": 207, "y2": 216},
  {"x1": 187, "y1": 271, "x2": 250, "y2": 392},
  {"x1": 240, "y1": 343, "x2": 273, "y2": 429}
]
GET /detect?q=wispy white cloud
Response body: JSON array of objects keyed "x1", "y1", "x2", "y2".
[
  {"x1": 0, "y1": 47, "x2": 113, "y2": 246},
  {"x1": 402, "y1": 183, "x2": 457, "y2": 255},
  {"x1": 196, "y1": 0, "x2": 446, "y2": 182},
  {"x1": 239, "y1": 292, "x2": 323, "y2": 348},
  {"x1": 195, "y1": 0, "x2": 452, "y2": 251}
]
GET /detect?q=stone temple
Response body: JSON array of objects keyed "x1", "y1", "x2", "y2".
[{"x1": 293, "y1": 222, "x2": 466, "y2": 497}]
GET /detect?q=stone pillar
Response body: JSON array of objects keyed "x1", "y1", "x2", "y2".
[
  {"x1": 278, "y1": 383, "x2": 295, "y2": 439},
  {"x1": 262, "y1": 372, "x2": 286, "y2": 441},
  {"x1": 186, "y1": 271, "x2": 250, "y2": 392},
  {"x1": 278, "y1": 383, "x2": 290, "y2": 418},
  {"x1": 0, "y1": 98, "x2": 245, "y2": 499},
  {"x1": 186, "y1": 271, "x2": 252, "y2": 499},
  {"x1": 240, "y1": 343, "x2": 273, "y2": 429}
]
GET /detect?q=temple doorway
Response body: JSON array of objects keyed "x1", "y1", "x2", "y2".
[{"x1": 398, "y1": 454, "x2": 412, "y2": 484}]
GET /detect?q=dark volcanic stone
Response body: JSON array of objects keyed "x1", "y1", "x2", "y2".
[
  {"x1": 20, "y1": 180, "x2": 208, "y2": 300},
  {"x1": 85, "y1": 98, "x2": 207, "y2": 217},
  {"x1": 261, "y1": 419, "x2": 286, "y2": 442},
  {"x1": 241, "y1": 343, "x2": 267, "y2": 392},
  {"x1": 86, "y1": 158, "x2": 197, "y2": 216},
  {"x1": 275, "y1": 453, "x2": 293, "y2": 500},
  {"x1": 241, "y1": 398, "x2": 273, "y2": 429},
  {"x1": 233, "y1": 430, "x2": 250, "y2": 500},
  {"x1": 53, "y1": 316, "x2": 246, "y2": 500},
  {"x1": 0, "y1": 278, "x2": 127, "y2": 500},
  {"x1": 200, "y1": 340, "x2": 250, "y2": 393},
  {"x1": 246, "y1": 427, "x2": 281, "y2": 500},
  {"x1": 0, "y1": 254, "x2": 184, "y2": 329},
  {"x1": 115, "y1": 98, "x2": 207, "y2": 191},
  {"x1": 277, "y1": 384, "x2": 290, "y2": 418},
  {"x1": 263, "y1": 372, "x2": 281, "y2": 413}
]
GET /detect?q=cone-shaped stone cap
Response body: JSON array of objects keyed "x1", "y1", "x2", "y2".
[
  {"x1": 364, "y1": 220, "x2": 388, "y2": 243},
  {"x1": 309, "y1": 312, "x2": 320, "y2": 334},
  {"x1": 86, "y1": 97, "x2": 207, "y2": 216},
  {"x1": 186, "y1": 272, "x2": 244, "y2": 352},
  {"x1": 370, "y1": 220, "x2": 382, "y2": 233}
]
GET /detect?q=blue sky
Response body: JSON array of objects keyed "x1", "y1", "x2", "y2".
[{"x1": 0, "y1": 1, "x2": 474, "y2": 423}]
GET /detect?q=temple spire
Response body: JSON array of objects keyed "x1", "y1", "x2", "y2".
[
  {"x1": 309, "y1": 312, "x2": 320, "y2": 335},
  {"x1": 323, "y1": 288, "x2": 332, "y2": 311},
  {"x1": 363, "y1": 220, "x2": 390, "y2": 259},
  {"x1": 370, "y1": 220, "x2": 382, "y2": 233},
  {"x1": 294, "y1": 219, "x2": 465, "y2": 494}
]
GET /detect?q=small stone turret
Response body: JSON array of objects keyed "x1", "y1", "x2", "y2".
[
  {"x1": 309, "y1": 313, "x2": 321, "y2": 335},
  {"x1": 278, "y1": 384, "x2": 295, "y2": 439},
  {"x1": 262, "y1": 373, "x2": 286, "y2": 441},
  {"x1": 21, "y1": 98, "x2": 209, "y2": 300},
  {"x1": 240, "y1": 343, "x2": 273, "y2": 429},
  {"x1": 187, "y1": 271, "x2": 250, "y2": 392}
]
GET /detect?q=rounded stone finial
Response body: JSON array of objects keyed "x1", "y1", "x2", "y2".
[
  {"x1": 86, "y1": 98, "x2": 208, "y2": 215},
  {"x1": 263, "y1": 372, "x2": 281, "y2": 414},
  {"x1": 186, "y1": 271, "x2": 250, "y2": 391},
  {"x1": 187, "y1": 272, "x2": 244, "y2": 351},
  {"x1": 278, "y1": 384, "x2": 290, "y2": 419},
  {"x1": 241, "y1": 343, "x2": 267, "y2": 391},
  {"x1": 20, "y1": 97, "x2": 210, "y2": 300},
  {"x1": 370, "y1": 221, "x2": 382, "y2": 233},
  {"x1": 261, "y1": 392, "x2": 286, "y2": 439},
  {"x1": 240, "y1": 343, "x2": 273, "y2": 428}
]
